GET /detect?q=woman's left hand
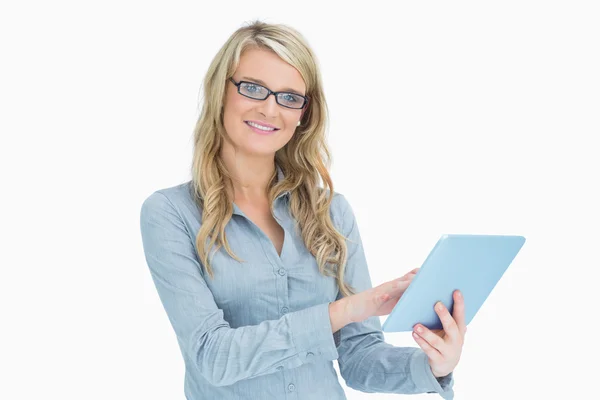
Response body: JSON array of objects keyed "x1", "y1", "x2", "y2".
[{"x1": 412, "y1": 290, "x2": 467, "y2": 378}]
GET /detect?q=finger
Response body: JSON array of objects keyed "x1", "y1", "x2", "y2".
[
  {"x1": 398, "y1": 268, "x2": 419, "y2": 281},
  {"x1": 453, "y1": 290, "x2": 467, "y2": 337},
  {"x1": 390, "y1": 275, "x2": 411, "y2": 286},
  {"x1": 412, "y1": 330, "x2": 443, "y2": 363},
  {"x1": 434, "y1": 301, "x2": 461, "y2": 344},
  {"x1": 404, "y1": 268, "x2": 419, "y2": 278},
  {"x1": 376, "y1": 279, "x2": 410, "y2": 302},
  {"x1": 431, "y1": 328, "x2": 446, "y2": 339},
  {"x1": 378, "y1": 293, "x2": 391, "y2": 304},
  {"x1": 413, "y1": 324, "x2": 445, "y2": 354},
  {"x1": 389, "y1": 278, "x2": 412, "y2": 294}
]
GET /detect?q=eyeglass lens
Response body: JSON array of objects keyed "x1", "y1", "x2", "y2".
[{"x1": 239, "y1": 82, "x2": 305, "y2": 109}]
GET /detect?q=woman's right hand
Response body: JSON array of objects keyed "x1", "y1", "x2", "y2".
[{"x1": 343, "y1": 268, "x2": 419, "y2": 324}]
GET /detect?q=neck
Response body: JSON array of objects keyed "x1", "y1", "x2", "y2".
[{"x1": 220, "y1": 145, "x2": 276, "y2": 202}]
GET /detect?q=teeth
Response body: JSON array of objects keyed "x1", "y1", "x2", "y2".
[{"x1": 247, "y1": 121, "x2": 276, "y2": 131}]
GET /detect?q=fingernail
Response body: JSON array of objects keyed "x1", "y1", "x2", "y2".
[{"x1": 456, "y1": 291, "x2": 462, "y2": 299}]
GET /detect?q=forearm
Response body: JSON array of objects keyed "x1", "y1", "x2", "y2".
[{"x1": 189, "y1": 302, "x2": 339, "y2": 386}]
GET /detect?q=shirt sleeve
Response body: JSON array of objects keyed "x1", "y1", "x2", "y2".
[
  {"x1": 139, "y1": 191, "x2": 339, "y2": 387},
  {"x1": 332, "y1": 193, "x2": 455, "y2": 400}
]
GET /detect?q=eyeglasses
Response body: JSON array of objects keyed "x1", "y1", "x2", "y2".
[{"x1": 228, "y1": 77, "x2": 309, "y2": 110}]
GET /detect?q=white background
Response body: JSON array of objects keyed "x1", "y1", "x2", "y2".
[{"x1": 1, "y1": 1, "x2": 598, "y2": 399}]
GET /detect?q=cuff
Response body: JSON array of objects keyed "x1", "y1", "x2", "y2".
[
  {"x1": 409, "y1": 349, "x2": 455, "y2": 400},
  {"x1": 288, "y1": 302, "x2": 340, "y2": 363}
]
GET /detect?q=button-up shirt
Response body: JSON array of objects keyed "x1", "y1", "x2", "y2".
[{"x1": 139, "y1": 165, "x2": 455, "y2": 399}]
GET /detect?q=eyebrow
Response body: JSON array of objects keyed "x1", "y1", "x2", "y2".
[{"x1": 241, "y1": 76, "x2": 305, "y2": 96}]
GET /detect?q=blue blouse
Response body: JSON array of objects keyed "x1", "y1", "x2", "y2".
[{"x1": 139, "y1": 165, "x2": 455, "y2": 399}]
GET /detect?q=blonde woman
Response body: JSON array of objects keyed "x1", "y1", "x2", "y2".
[{"x1": 140, "y1": 20, "x2": 465, "y2": 400}]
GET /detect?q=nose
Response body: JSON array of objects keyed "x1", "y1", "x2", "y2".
[{"x1": 256, "y1": 93, "x2": 279, "y2": 117}]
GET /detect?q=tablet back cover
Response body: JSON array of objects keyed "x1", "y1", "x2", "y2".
[{"x1": 382, "y1": 234, "x2": 526, "y2": 332}]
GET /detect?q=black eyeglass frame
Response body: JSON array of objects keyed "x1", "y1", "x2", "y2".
[{"x1": 229, "y1": 77, "x2": 310, "y2": 110}]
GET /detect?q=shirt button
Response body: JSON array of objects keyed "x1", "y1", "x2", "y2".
[
  {"x1": 307, "y1": 352, "x2": 314, "y2": 357},
  {"x1": 288, "y1": 383, "x2": 296, "y2": 392},
  {"x1": 281, "y1": 307, "x2": 289, "y2": 314},
  {"x1": 278, "y1": 268, "x2": 286, "y2": 276}
]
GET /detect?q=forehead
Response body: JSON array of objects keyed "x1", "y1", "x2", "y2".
[{"x1": 236, "y1": 48, "x2": 306, "y2": 95}]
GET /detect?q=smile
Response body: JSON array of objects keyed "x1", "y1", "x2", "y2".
[{"x1": 245, "y1": 121, "x2": 279, "y2": 135}]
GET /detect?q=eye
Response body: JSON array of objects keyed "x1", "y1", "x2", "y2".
[{"x1": 246, "y1": 84, "x2": 260, "y2": 93}]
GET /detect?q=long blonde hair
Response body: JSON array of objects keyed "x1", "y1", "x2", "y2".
[{"x1": 190, "y1": 20, "x2": 356, "y2": 298}]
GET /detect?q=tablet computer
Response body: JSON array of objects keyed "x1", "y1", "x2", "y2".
[{"x1": 381, "y1": 234, "x2": 526, "y2": 332}]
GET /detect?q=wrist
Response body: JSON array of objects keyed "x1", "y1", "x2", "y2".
[
  {"x1": 338, "y1": 297, "x2": 354, "y2": 325},
  {"x1": 329, "y1": 298, "x2": 352, "y2": 333}
]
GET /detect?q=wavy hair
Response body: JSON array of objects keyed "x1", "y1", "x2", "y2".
[{"x1": 190, "y1": 19, "x2": 356, "y2": 298}]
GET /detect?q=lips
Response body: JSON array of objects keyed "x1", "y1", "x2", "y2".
[
  {"x1": 244, "y1": 121, "x2": 280, "y2": 135},
  {"x1": 244, "y1": 121, "x2": 280, "y2": 131},
  {"x1": 244, "y1": 120, "x2": 280, "y2": 130}
]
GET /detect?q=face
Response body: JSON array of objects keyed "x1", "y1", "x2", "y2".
[{"x1": 222, "y1": 47, "x2": 307, "y2": 158}]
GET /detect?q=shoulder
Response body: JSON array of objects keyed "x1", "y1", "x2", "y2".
[
  {"x1": 327, "y1": 189, "x2": 354, "y2": 232},
  {"x1": 141, "y1": 180, "x2": 192, "y2": 209},
  {"x1": 140, "y1": 180, "x2": 200, "y2": 223},
  {"x1": 329, "y1": 190, "x2": 350, "y2": 215}
]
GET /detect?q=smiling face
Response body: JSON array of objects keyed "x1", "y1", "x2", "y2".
[{"x1": 222, "y1": 47, "x2": 307, "y2": 158}]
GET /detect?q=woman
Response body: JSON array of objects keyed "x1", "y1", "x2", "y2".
[{"x1": 139, "y1": 20, "x2": 465, "y2": 400}]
